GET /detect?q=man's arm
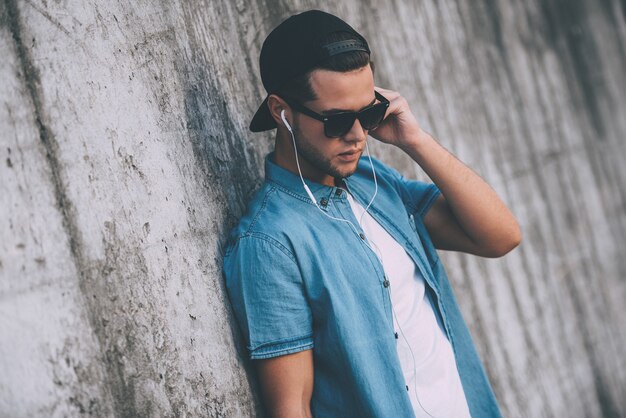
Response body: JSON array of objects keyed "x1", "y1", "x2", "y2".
[
  {"x1": 405, "y1": 131, "x2": 521, "y2": 257},
  {"x1": 255, "y1": 349, "x2": 314, "y2": 418},
  {"x1": 371, "y1": 87, "x2": 522, "y2": 257}
]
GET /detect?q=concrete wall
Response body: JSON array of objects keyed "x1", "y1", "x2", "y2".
[{"x1": 1, "y1": 0, "x2": 625, "y2": 417}]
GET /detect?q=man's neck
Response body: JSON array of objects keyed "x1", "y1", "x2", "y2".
[{"x1": 273, "y1": 134, "x2": 335, "y2": 187}]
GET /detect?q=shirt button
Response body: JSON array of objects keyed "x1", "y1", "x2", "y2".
[
  {"x1": 320, "y1": 197, "x2": 328, "y2": 207},
  {"x1": 359, "y1": 233, "x2": 365, "y2": 240},
  {"x1": 335, "y1": 189, "x2": 343, "y2": 196},
  {"x1": 383, "y1": 279, "x2": 390, "y2": 288},
  {"x1": 406, "y1": 385, "x2": 409, "y2": 391},
  {"x1": 394, "y1": 332, "x2": 399, "y2": 339}
]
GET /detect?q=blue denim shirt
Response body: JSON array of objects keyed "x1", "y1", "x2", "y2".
[{"x1": 223, "y1": 152, "x2": 503, "y2": 418}]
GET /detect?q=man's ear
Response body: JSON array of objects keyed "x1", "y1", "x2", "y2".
[{"x1": 267, "y1": 94, "x2": 291, "y2": 128}]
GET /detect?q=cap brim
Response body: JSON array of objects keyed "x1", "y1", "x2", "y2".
[{"x1": 249, "y1": 95, "x2": 277, "y2": 132}]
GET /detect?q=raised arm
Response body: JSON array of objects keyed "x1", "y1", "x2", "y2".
[
  {"x1": 371, "y1": 86, "x2": 522, "y2": 257},
  {"x1": 255, "y1": 349, "x2": 314, "y2": 418},
  {"x1": 403, "y1": 130, "x2": 521, "y2": 257}
]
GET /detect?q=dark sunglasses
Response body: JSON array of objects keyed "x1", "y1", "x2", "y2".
[{"x1": 282, "y1": 91, "x2": 390, "y2": 138}]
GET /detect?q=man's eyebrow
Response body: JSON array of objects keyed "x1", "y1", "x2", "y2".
[{"x1": 320, "y1": 96, "x2": 377, "y2": 115}]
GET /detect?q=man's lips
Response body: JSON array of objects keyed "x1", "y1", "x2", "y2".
[
  {"x1": 337, "y1": 149, "x2": 362, "y2": 161},
  {"x1": 338, "y1": 149, "x2": 361, "y2": 156}
]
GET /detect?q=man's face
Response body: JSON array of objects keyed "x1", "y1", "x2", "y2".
[{"x1": 290, "y1": 64, "x2": 376, "y2": 183}]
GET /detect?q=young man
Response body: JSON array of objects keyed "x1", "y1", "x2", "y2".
[{"x1": 223, "y1": 10, "x2": 521, "y2": 418}]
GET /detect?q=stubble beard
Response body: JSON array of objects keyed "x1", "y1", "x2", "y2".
[{"x1": 292, "y1": 123, "x2": 361, "y2": 180}]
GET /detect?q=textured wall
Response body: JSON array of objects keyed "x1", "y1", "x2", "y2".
[{"x1": 1, "y1": 0, "x2": 625, "y2": 417}]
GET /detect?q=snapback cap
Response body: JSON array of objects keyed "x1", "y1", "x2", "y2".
[{"x1": 250, "y1": 10, "x2": 370, "y2": 132}]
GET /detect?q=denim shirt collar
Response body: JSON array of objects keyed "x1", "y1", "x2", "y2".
[{"x1": 264, "y1": 152, "x2": 349, "y2": 206}]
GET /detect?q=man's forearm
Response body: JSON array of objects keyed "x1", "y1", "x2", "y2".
[{"x1": 399, "y1": 129, "x2": 521, "y2": 253}]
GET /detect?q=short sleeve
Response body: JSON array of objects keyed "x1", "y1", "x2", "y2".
[
  {"x1": 223, "y1": 234, "x2": 314, "y2": 360},
  {"x1": 399, "y1": 176, "x2": 441, "y2": 218},
  {"x1": 372, "y1": 158, "x2": 441, "y2": 218}
]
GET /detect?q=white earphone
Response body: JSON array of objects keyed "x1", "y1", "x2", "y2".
[
  {"x1": 280, "y1": 109, "x2": 292, "y2": 132},
  {"x1": 281, "y1": 109, "x2": 318, "y2": 204}
]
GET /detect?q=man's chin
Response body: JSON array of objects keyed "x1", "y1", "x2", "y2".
[{"x1": 331, "y1": 162, "x2": 359, "y2": 179}]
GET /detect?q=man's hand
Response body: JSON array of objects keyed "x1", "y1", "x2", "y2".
[
  {"x1": 255, "y1": 349, "x2": 314, "y2": 418},
  {"x1": 369, "y1": 86, "x2": 424, "y2": 148}
]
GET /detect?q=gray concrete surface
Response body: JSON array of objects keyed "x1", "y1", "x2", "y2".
[{"x1": 1, "y1": 0, "x2": 625, "y2": 417}]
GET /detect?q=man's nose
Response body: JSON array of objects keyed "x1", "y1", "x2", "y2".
[{"x1": 343, "y1": 118, "x2": 367, "y2": 143}]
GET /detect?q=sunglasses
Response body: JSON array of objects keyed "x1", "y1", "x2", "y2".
[{"x1": 282, "y1": 91, "x2": 390, "y2": 138}]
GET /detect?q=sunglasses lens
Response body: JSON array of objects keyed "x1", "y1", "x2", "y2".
[
  {"x1": 322, "y1": 98, "x2": 388, "y2": 137},
  {"x1": 359, "y1": 103, "x2": 387, "y2": 130},
  {"x1": 325, "y1": 113, "x2": 357, "y2": 137}
]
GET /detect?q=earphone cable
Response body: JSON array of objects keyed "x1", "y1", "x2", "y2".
[{"x1": 287, "y1": 118, "x2": 435, "y2": 417}]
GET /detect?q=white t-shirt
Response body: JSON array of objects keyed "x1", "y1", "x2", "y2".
[{"x1": 347, "y1": 192, "x2": 472, "y2": 418}]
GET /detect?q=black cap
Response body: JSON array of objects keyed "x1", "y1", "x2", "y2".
[{"x1": 250, "y1": 10, "x2": 370, "y2": 132}]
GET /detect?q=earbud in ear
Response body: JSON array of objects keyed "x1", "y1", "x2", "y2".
[{"x1": 280, "y1": 109, "x2": 293, "y2": 132}]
